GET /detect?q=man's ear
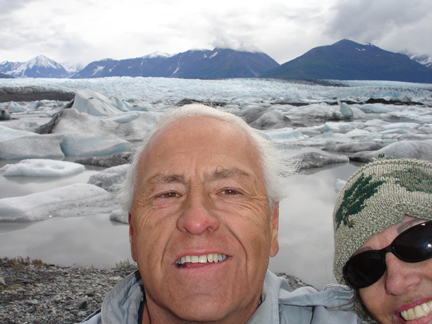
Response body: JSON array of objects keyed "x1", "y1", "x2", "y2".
[
  {"x1": 128, "y1": 213, "x2": 137, "y2": 262},
  {"x1": 269, "y1": 202, "x2": 279, "y2": 257}
]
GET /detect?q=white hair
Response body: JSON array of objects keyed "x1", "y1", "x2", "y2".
[{"x1": 118, "y1": 104, "x2": 297, "y2": 212}]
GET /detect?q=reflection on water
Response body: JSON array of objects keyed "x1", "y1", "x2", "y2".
[
  {"x1": 0, "y1": 214, "x2": 131, "y2": 268},
  {"x1": 0, "y1": 159, "x2": 363, "y2": 289},
  {"x1": 0, "y1": 160, "x2": 104, "y2": 198},
  {"x1": 269, "y1": 162, "x2": 361, "y2": 289}
]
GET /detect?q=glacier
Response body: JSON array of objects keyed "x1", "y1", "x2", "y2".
[{"x1": 0, "y1": 77, "x2": 431, "y2": 288}]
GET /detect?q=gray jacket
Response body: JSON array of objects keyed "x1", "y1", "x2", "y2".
[{"x1": 80, "y1": 270, "x2": 361, "y2": 324}]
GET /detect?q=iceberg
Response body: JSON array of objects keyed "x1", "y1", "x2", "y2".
[
  {"x1": 0, "y1": 183, "x2": 111, "y2": 221},
  {"x1": 0, "y1": 125, "x2": 37, "y2": 142},
  {"x1": 110, "y1": 209, "x2": 128, "y2": 224},
  {"x1": 88, "y1": 164, "x2": 130, "y2": 192},
  {"x1": 71, "y1": 88, "x2": 125, "y2": 116},
  {"x1": 0, "y1": 135, "x2": 65, "y2": 160},
  {"x1": 0, "y1": 159, "x2": 85, "y2": 177},
  {"x1": 52, "y1": 108, "x2": 163, "y2": 142},
  {"x1": 350, "y1": 139, "x2": 432, "y2": 162},
  {"x1": 105, "y1": 112, "x2": 140, "y2": 123},
  {"x1": 295, "y1": 151, "x2": 349, "y2": 170},
  {"x1": 60, "y1": 134, "x2": 132, "y2": 157}
]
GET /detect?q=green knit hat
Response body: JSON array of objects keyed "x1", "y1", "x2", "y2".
[{"x1": 333, "y1": 158, "x2": 432, "y2": 285}]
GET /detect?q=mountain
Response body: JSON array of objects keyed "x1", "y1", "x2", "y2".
[
  {"x1": 261, "y1": 39, "x2": 432, "y2": 83},
  {"x1": 0, "y1": 55, "x2": 71, "y2": 78},
  {"x1": 71, "y1": 52, "x2": 172, "y2": 78},
  {"x1": 402, "y1": 51, "x2": 432, "y2": 69},
  {"x1": 0, "y1": 72, "x2": 14, "y2": 78},
  {"x1": 72, "y1": 48, "x2": 279, "y2": 79}
]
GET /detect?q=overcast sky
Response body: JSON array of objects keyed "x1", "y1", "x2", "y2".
[{"x1": 1, "y1": 0, "x2": 431, "y2": 67}]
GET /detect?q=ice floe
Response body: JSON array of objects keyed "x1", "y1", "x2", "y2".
[
  {"x1": 0, "y1": 77, "x2": 432, "y2": 223},
  {"x1": 0, "y1": 183, "x2": 111, "y2": 221},
  {"x1": 0, "y1": 159, "x2": 85, "y2": 177},
  {"x1": 87, "y1": 164, "x2": 129, "y2": 192}
]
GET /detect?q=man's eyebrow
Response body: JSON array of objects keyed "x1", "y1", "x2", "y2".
[
  {"x1": 210, "y1": 167, "x2": 252, "y2": 180},
  {"x1": 146, "y1": 174, "x2": 186, "y2": 184}
]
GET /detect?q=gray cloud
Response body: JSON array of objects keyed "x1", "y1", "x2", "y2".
[
  {"x1": 0, "y1": 0, "x2": 36, "y2": 17},
  {"x1": 325, "y1": 0, "x2": 432, "y2": 44}
]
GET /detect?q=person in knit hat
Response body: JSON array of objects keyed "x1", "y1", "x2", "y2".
[{"x1": 333, "y1": 157, "x2": 432, "y2": 323}]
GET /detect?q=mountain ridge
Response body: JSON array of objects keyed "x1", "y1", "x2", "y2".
[
  {"x1": 1, "y1": 41, "x2": 431, "y2": 82},
  {"x1": 71, "y1": 48, "x2": 279, "y2": 79},
  {"x1": 0, "y1": 55, "x2": 71, "y2": 78},
  {"x1": 261, "y1": 39, "x2": 432, "y2": 83}
]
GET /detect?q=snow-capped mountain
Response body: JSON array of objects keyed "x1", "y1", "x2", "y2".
[
  {"x1": 0, "y1": 55, "x2": 71, "y2": 78},
  {"x1": 71, "y1": 48, "x2": 279, "y2": 79},
  {"x1": 401, "y1": 51, "x2": 432, "y2": 69}
]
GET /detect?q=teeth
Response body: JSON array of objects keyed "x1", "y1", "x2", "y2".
[
  {"x1": 401, "y1": 301, "x2": 432, "y2": 321},
  {"x1": 176, "y1": 253, "x2": 227, "y2": 266}
]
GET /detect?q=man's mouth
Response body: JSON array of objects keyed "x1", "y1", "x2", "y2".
[
  {"x1": 400, "y1": 301, "x2": 432, "y2": 321},
  {"x1": 175, "y1": 253, "x2": 227, "y2": 268}
]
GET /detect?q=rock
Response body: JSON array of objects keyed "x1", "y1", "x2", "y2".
[
  {"x1": 0, "y1": 258, "x2": 336, "y2": 324},
  {"x1": 25, "y1": 300, "x2": 39, "y2": 305},
  {"x1": 0, "y1": 108, "x2": 11, "y2": 120},
  {"x1": 176, "y1": 98, "x2": 226, "y2": 107},
  {"x1": 34, "y1": 110, "x2": 63, "y2": 134},
  {"x1": 75, "y1": 151, "x2": 132, "y2": 167},
  {"x1": 77, "y1": 299, "x2": 88, "y2": 310}
]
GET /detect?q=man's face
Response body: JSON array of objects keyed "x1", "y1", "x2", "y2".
[{"x1": 129, "y1": 116, "x2": 279, "y2": 323}]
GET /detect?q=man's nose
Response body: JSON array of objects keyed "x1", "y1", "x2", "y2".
[
  {"x1": 384, "y1": 253, "x2": 422, "y2": 296},
  {"x1": 176, "y1": 191, "x2": 220, "y2": 235}
]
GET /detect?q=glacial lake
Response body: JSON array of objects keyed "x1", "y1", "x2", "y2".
[{"x1": 0, "y1": 154, "x2": 362, "y2": 290}]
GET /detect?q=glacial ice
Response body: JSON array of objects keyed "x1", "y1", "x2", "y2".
[
  {"x1": 0, "y1": 159, "x2": 85, "y2": 177},
  {"x1": 87, "y1": 164, "x2": 129, "y2": 192},
  {"x1": 0, "y1": 125, "x2": 37, "y2": 142},
  {"x1": 52, "y1": 108, "x2": 163, "y2": 142},
  {"x1": 350, "y1": 139, "x2": 432, "y2": 162},
  {"x1": 0, "y1": 77, "x2": 432, "y2": 223},
  {"x1": 71, "y1": 89, "x2": 125, "y2": 116},
  {"x1": 0, "y1": 135, "x2": 65, "y2": 159},
  {"x1": 0, "y1": 183, "x2": 111, "y2": 221},
  {"x1": 60, "y1": 134, "x2": 132, "y2": 157}
]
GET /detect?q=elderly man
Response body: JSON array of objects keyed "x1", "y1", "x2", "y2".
[{"x1": 80, "y1": 104, "x2": 360, "y2": 324}]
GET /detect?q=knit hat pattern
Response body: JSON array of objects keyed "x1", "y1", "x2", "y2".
[{"x1": 333, "y1": 158, "x2": 432, "y2": 284}]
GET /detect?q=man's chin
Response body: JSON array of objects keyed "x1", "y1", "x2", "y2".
[{"x1": 151, "y1": 292, "x2": 260, "y2": 323}]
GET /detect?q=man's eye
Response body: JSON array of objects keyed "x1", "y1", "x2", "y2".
[
  {"x1": 221, "y1": 189, "x2": 240, "y2": 195},
  {"x1": 158, "y1": 192, "x2": 179, "y2": 198}
]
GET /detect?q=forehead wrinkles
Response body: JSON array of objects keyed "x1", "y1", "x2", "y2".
[{"x1": 135, "y1": 116, "x2": 264, "y2": 188}]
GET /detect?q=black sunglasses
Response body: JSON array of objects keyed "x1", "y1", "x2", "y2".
[{"x1": 343, "y1": 220, "x2": 432, "y2": 289}]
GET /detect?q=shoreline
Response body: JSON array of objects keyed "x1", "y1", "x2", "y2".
[
  {"x1": 0, "y1": 257, "x2": 138, "y2": 324},
  {"x1": 0, "y1": 257, "x2": 311, "y2": 324},
  {"x1": 0, "y1": 88, "x2": 75, "y2": 103}
]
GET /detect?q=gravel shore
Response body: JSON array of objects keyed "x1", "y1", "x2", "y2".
[
  {"x1": 1, "y1": 257, "x2": 371, "y2": 324},
  {"x1": 0, "y1": 258, "x2": 137, "y2": 324}
]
